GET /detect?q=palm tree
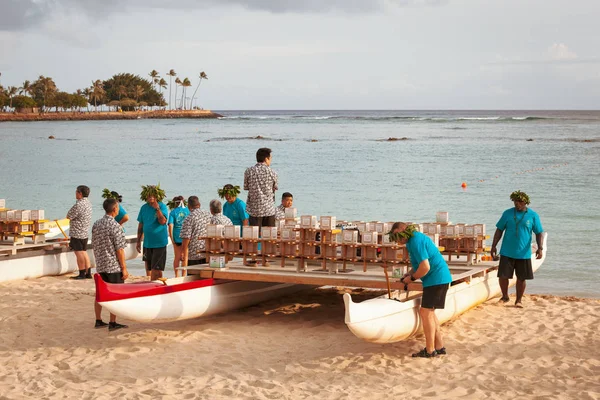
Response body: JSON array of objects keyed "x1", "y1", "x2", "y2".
[
  {"x1": 82, "y1": 87, "x2": 91, "y2": 112},
  {"x1": 90, "y1": 80, "x2": 105, "y2": 112},
  {"x1": 174, "y1": 77, "x2": 182, "y2": 109},
  {"x1": 149, "y1": 70, "x2": 159, "y2": 90},
  {"x1": 132, "y1": 85, "x2": 145, "y2": 102},
  {"x1": 190, "y1": 71, "x2": 208, "y2": 110},
  {"x1": 19, "y1": 80, "x2": 31, "y2": 96},
  {"x1": 180, "y1": 78, "x2": 191, "y2": 110},
  {"x1": 7, "y1": 86, "x2": 18, "y2": 108},
  {"x1": 167, "y1": 69, "x2": 176, "y2": 110},
  {"x1": 116, "y1": 85, "x2": 127, "y2": 100}
]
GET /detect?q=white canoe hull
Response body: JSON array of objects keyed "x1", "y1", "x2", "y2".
[
  {"x1": 98, "y1": 277, "x2": 309, "y2": 322},
  {"x1": 0, "y1": 235, "x2": 141, "y2": 283},
  {"x1": 344, "y1": 233, "x2": 547, "y2": 343}
]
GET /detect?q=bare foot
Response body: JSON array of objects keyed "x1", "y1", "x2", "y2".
[
  {"x1": 515, "y1": 301, "x2": 524, "y2": 308},
  {"x1": 499, "y1": 296, "x2": 510, "y2": 303}
]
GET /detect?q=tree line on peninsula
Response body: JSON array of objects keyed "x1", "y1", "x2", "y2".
[{"x1": 0, "y1": 70, "x2": 208, "y2": 112}]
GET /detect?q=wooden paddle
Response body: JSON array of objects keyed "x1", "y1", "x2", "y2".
[
  {"x1": 54, "y1": 219, "x2": 69, "y2": 240},
  {"x1": 383, "y1": 267, "x2": 392, "y2": 299}
]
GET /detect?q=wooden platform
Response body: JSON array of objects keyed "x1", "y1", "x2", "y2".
[
  {"x1": 0, "y1": 239, "x2": 69, "y2": 256},
  {"x1": 184, "y1": 257, "x2": 498, "y2": 291}
]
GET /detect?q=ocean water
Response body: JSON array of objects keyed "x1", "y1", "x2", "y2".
[{"x1": 1, "y1": 110, "x2": 599, "y2": 298}]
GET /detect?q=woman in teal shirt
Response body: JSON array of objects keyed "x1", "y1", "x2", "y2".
[
  {"x1": 112, "y1": 191, "x2": 129, "y2": 227},
  {"x1": 168, "y1": 196, "x2": 190, "y2": 277}
]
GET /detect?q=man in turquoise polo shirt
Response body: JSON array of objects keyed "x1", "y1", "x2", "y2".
[
  {"x1": 136, "y1": 195, "x2": 169, "y2": 281},
  {"x1": 491, "y1": 190, "x2": 544, "y2": 308},
  {"x1": 391, "y1": 222, "x2": 452, "y2": 358}
]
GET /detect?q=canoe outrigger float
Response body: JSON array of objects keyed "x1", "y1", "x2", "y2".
[
  {"x1": 0, "y1": 232, "x2": 141, "y2": 283},
  {"x1": 343, "y1": 232, "x2": 547, "y2": 343},
  {"x1": 95, "y1": 232, "x2": 547, "y2": 343}
]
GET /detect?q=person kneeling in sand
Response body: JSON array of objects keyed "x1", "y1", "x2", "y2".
[
  {"x1": 92, "y1": 198, "x2": 129, "y2": 331},
  {"x1": 390, "y1": 222, "x2": 452, "y2": 358},
  {"x1": 491, "y1": 190, "x2": 544, "y2": 307}
]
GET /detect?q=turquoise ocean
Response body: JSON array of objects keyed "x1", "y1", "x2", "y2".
[{"x1": 1, "y1": 110, "x2": 598, "y2": 298}]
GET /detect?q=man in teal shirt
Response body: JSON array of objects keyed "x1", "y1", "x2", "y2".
[
  {"x1": 136, "y1": 195, "x2": 169, "y2": 281},
  {"x1": 491, "y1": 190, "x2": 544, "y2": 308},
  {"x1": 392, "y1": 222, "x2": 452, "y2": 358}
]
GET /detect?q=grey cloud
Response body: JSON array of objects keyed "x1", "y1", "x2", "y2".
[
  {"x1": 0, "y1": 0, "x2": 447, "y2": 31},
  {"x1": 0, "y1": 0, "x2": 49, "y2": 31}
]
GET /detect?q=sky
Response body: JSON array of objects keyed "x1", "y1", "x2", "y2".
[{"x1": 0, "y1": 0, "x2": 599, "y2": 109}]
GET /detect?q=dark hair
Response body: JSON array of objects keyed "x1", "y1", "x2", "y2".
[
  {"x1": 111, "y1": 191, "x2": 123, "y2": 203},
  {"x1": 256, "y1": 148, "x2": 272, "y2": 163},
  {"x1": 282, "y1": 192, "x2": 293, "y2": 200},
  {"x1": 103, "y1": 198, "x2": 119, "y2": 213},
  {"x1": 172, "y1": 195, "x2": 184, "y2": 202},
  {"x1": 77, "y1": 185, "x2": 90, "y2": 197},
  {"x1": 188, "y1": 196, "x2": 200, "y2": 209}
]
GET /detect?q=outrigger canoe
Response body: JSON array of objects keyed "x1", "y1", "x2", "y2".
[
  {"x1": 0, "y1": 235, "x2": 140, "y2": 283},
  {"x1": 343, "y1": 233, "x2": 547, "y2": 343},
  {"x1": 95, "y1": 274, "x2": 308, "y2": 322}
]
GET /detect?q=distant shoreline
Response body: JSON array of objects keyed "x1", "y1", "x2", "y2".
[{"x1": 0, "y1": 110, "x2": 223, "y2": 122}]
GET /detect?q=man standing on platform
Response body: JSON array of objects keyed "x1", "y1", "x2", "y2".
[
  {"x1": 391, "y1": 222, "x2": 452, "y2": 358},
  {"x1": 136, "y1": 194, "x2": 169, "y2": 281},
  {"x1": 66, "y1": 185, "x2": 93, "y2": 279},
  {"x1": 244, "y1": 148, "x2": 278, "y2": 229},
  {"x1": 491, "y1": 190, "x2": 544, "y2": 308},
  {"x1": 180, "y1": 196, "x2": 212, "y2": 269},
  {"x1": 92, "y1": 198, "x2": 129, "y2": 331}
]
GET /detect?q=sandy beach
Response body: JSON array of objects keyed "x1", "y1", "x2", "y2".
[{"x1": 0, "y1": 276, "x2": 598, "y2": 400}]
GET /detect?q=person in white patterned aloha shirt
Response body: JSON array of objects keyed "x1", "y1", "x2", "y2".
[
  {"x1": 92, "y1": 198, "x2": 129, "y2": 331},
  {"x1": 209, "y1": 199, "x2": 233, "y2": 226},
  {"x1": 275, "y1": 192, "x2": 293, "y2": 220},
  {"x1": 66, "y1": 185, "x2": 93, "y2": 280},
  {"x1": 244, "y1": 147, "x2": 278, "y2": 228},
  {"x1": 180, "y1": 196, "x2": 212, "y2": 271}
]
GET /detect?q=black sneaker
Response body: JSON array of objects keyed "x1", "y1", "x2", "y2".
[
  {"x1": 108, "y1": 322, "x2": 128, "y2": 332},
  {"x1": 436, "y1": 347, "x2": 447, "y2": 355},
  {"x1": 70, "y1": 275, "x2": 86, "y2": 280},
  {"x1": 412, "y1": 348, "x2": 437, "y2": 358},
  {"x1": 94, "y1": 320, "x2": 109, "y2": 329},
  {"x1": 85, "y1": 272, "x2": 93, "y2": 279}
]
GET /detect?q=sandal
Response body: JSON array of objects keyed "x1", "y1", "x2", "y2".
[
  {"x1": 499, "y1": 296, "x2": 510, "y2": 303},
  {"x1": 436, "y1": 347, "x2": 446, "y2": 355},
  {"x1": 412, "y1": 348, "x2": 437, "y2": 358}
]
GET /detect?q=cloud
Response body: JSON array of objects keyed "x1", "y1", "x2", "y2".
[{"x1": 0, "y1": 0, "x2": 448, "y2": 31}]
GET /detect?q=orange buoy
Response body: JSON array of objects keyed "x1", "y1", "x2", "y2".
[{"x1": 461, "y1": 182, "x2": 467, "y2": 189}]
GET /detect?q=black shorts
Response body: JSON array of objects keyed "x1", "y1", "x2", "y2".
[
  {"x1": 421, "y1": 283, "x2": 450, "y2": 309},
  {"x1": 143, "y1": 246, "x2": 167, "y2": 271},
  {"x1": 99, "y1": 272, "x2": 124, "y2": 284},
  {"x1": 249, "y1": 215, "x2": 276, "y2": 228},
  {"x1": 69, "y1": 237, "x2": 88, "y2": 251},
  {"x1": 188, "y1": 258, "x2": 207, "y2": 266},
  {"x1": 173, "y1": 242, "x2": 182, "y2": 247},
  {"x1": 498, "y1": 256, "x2": 534, "y2": 280}
]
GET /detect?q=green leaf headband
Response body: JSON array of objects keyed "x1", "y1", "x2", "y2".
[
  {"x1": 218, "y1": 185, "x2": 241, "y2": 200},
  {"x1": 101, "y1": 188, "x2": 120, "y2": 200},
  {"x1": 510, "y1": 190, "x2": 530, "y2": 205},
  {"x1": 388, "y1": 224, "x2": 417, "y2": 242},
  {"x1": 167, "y1": 198, "x2": 187, "y2": 210},
  {"x1": 140, "y1": 183, "x2": 166, "y2": 202}
]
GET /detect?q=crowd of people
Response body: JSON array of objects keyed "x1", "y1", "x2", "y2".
[{"x1": 65, "y1": 149, "x2": 543, "y2": 357}]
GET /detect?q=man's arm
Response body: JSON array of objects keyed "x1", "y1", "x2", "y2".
[
  {"x1": 155, "y1": 207, "x2": 167, "y2": 225},
  {"x1": 119, "y1": 214, "x2": 129, "y2": 225},
  {"x1": 243, "y1": 169, "x2": 249, "y2": 191},
  {"x1": 490, "y1": 228, "x2": 503, "y2": 260},
  {"x1": 117, "y1": 248, "x2": 129, "y2": 280},
  {"x1": 535, "y1": 232, "x2": 543, "y2": 259},
  {"x1": 182, "y1": 238, "x2": 190, "y2": 266},
  {"x1": 136, "y1": 223, "x2": 144, "y2": 253},
  {"x1": 402, "y1": 259, "x2": 430, "y2": 285}
]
